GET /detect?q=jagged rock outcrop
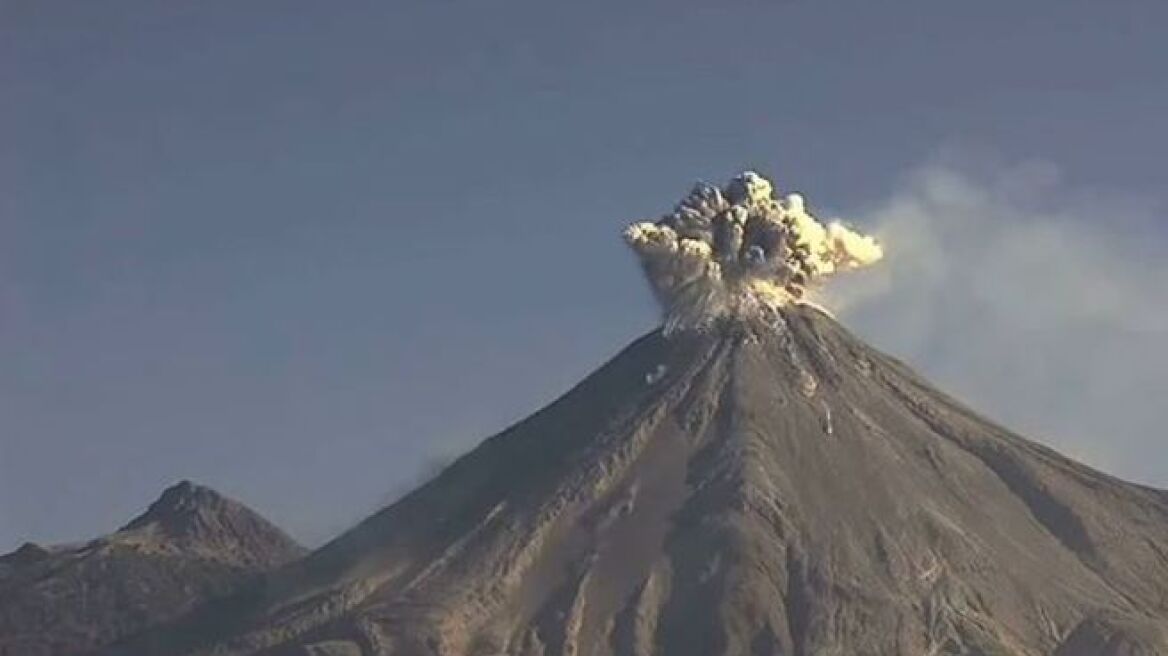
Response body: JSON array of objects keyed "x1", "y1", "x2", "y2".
[
  {"x1": 110, "y1": 306, "x2": 1168, "y2": 655},
  {"x1": 0, "y1": 481, "x2": 303, "y2": 656}
]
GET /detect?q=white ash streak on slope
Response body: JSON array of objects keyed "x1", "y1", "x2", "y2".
[{"x1": 625, "y1": 171, "x2": 883, "y2": 333}]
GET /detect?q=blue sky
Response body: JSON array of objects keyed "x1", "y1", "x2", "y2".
[{"x1": 2, "y1": 0, "x2": 1166, "y2": 550}]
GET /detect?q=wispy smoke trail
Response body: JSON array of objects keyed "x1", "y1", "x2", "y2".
[
  {"x1": 625, "y1": 172, "x2": 882, "y2": 333},
  {"x1": 828, "y1": 160, "x2": 1168, "y2": 486}
]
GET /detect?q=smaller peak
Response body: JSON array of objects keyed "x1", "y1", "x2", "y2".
[
  {"x1": 115, "y1": 480, "x2": 303, "y2": 568},
  {"x1": 167, "y1": 478, "x2": 197, "y2": 494},
  {"x1": 119, "y1": 479, "x2": 227, "y2": 533},
  {"x1": 156, "y1": 479, "x2": 220, "y2": 507},
  {"x1": 0, "y1": 541, "x2": 52, "y2": 566}
]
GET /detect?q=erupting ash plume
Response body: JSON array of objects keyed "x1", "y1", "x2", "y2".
[{"x1": 625, "y1": 171, "x2": 883, "y2": 333}]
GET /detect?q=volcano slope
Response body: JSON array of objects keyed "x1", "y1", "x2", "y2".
[{"x1": 112, "y1": 305, "x2": 1168, "y2": 656}]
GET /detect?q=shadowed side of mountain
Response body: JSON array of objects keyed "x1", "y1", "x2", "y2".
[
  {"x1": 0, "y1": 480, "x2": 304, "y2": 656},
  {"x1": 1053, "y1": 615, "x2": 1168, "y2": 655}
]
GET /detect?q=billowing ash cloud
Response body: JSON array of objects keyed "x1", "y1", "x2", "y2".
[{"x1": 625, "y1": 171, "x2": 883, "y2": 332}]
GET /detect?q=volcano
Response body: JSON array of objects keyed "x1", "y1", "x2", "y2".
[
  {"x1": 0, "y1": 481, "x2": 303, "y2": 656},
  {"x1": 109, "y1": 306, "x2": 1168, "y2": 656}
]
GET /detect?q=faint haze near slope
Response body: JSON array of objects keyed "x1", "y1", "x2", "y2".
[{"x1": 832, "y1": 156, "x2": 1168, "y2": 486}]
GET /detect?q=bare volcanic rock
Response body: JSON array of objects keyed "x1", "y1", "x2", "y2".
[
  {"x1": 0, "y1": 481, "x2": 303, "y2": 656},
  {"x1": 109, "y1": 306, "x2": 1168, "y2": 655}
]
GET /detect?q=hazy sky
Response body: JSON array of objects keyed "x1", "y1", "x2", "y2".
[{"x1": 2, "y1": 0, "x2": 1166, "y2": 551}]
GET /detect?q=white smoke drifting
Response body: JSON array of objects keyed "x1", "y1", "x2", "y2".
[
  {"x1": 625, "y1": 172, "x2": 882, "y2": 333},
  {"x1": 828, "y1": 161, "x2": 1168, "y2": 486}
]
